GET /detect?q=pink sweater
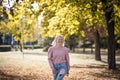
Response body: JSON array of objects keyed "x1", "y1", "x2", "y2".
[{"x1": 48, "y1": 46, "x2": 70, "y2": 71}]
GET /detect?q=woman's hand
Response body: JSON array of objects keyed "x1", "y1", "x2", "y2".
[
  {"x1": 67, "y1": 71, "x2": 69, "y2": 76},
  {"x1": 52, "y1": 68, "x2": 57, "y2": 74}
]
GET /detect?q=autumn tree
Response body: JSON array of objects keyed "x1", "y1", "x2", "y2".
[
  {"x1": 1, "y1": 0, "x2": 120, "y2": 70},
  {"x1": 0, "y1": 0, "x2": 41, "y2": 51},
  {"x1": 39, "y1": 0, "x2": 120, "y2": 70},
  {"x1": 101, "y1": 0, "x2": 118, "y2": 70}
]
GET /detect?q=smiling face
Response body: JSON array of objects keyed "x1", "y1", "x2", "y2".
[{"x1": 56, "y1": 36, "x2": 64, "y2": 46}]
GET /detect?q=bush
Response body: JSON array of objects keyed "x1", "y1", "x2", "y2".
[
  {"x1": 0, "y1": 45, "x2": 11, "y2": 51},
  {"x1": 42, "y1": 37, "x2": 53, "y2": 52},
  {"x1": 24, "y1": 45, "x2": 42, "y2": 49}
]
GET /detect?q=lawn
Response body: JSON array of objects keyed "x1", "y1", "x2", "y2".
[{"x1": 0, "y1": 49, "x2": 120, "y2": 80}]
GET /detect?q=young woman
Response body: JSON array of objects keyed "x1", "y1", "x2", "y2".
[{"x1": 48, "y1": 35, "x2": 70, "y2": 80}]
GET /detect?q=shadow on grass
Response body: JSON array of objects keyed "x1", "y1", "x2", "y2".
[
  {"x1": 0, "y1": 70, "x2": 39, "y2": 80},
  {"x1": 71, "y1": 64, "x2": 107, "y2": 69},
  {"x1": 91, "y1": 69, "x2": 120, "y2": 79},
  {"x1": 23, "y1": 52, "x2": 47, "y2": 56},
  {"x1": 0, "y1": 70, "x2": 23, "y2": 80},
  {"x1": 71, "y1": 64, "x2": 120, "y2": 80}
]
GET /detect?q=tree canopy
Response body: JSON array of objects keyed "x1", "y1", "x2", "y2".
[
  {"x1": 39, "y1": 0, "x2": 120, "y2": 40},
  {"x1": 0, "y1": 0, "x2": 120, "y2": 40}
]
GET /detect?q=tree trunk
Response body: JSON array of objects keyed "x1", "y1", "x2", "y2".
[
  {"x1": 91, "y1": 2, "x2": 101, "y2": 60},
  {"x1": 101, "y1": 0, "x2": 116, "y2": 70},
  {"x1": 94, "y1": 30, "x2": 101, "y2": 61},
  {"x1": 0, "y1": 0, "x2": 3, "y2": 6},
  {"x1": 107, "y1": 22, "x2": 116, "y2": 69},
  {"x1": 83, "y1": 40, "x2": 85, "y2": 53}
]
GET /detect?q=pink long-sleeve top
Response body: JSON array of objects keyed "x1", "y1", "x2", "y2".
[{"x1": 48, "y1": 46, "x2": 70, "y2": 71}]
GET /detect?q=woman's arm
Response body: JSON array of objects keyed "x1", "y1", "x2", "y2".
[
  {"x1": 65, "y1": 48, "x2": 70, "y2": 74},
  {"x1": 48, "y1": 47, "x2": 54, "y2": 69}
]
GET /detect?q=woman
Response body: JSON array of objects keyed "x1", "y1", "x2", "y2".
[{"x1": 48, "y1": 35, "x2": 70, "y2": 80}]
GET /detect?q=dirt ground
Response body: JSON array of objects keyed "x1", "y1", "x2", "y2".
[{"x1": 0, "y1": 49, "x2": 120, "y2": 80}]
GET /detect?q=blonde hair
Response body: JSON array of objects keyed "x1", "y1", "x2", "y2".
[{"x1": 51, "y1": 35, "x2": 65, "y2": 46}]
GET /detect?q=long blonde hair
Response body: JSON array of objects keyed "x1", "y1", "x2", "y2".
[{"x1": 51, "y1": 35, "x2": 65, "y2": 46}]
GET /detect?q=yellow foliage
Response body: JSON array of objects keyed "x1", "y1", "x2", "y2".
[
  {"x1": 117, "y1": 40, "x2": 120, "y2": 44},
  {"x1": 80, "y1": 30, "x2": 85, "y2": 37},
  {"x1": 72, "y1": 20, "x2": 80, "y2": 25},
  {"x1": 114, "y1": 5, "x2": 120, "y2": 21}
]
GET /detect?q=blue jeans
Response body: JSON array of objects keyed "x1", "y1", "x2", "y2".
[{"x1": 53, "y1": 62, "x2": 67, "y2": 80}]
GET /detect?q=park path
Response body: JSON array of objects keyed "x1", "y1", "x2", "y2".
[{"x1": 0, "y1": 49, "x2": 120, "y2": 80}]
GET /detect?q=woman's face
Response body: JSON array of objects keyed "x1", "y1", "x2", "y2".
[{"x1": 56, "y1": 36, "x2": 64, "y2": 45}]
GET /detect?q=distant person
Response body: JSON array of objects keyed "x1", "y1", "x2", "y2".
[
  {"x1": 0, "y1": 37, "x2": 2, "y2": 45},
  {"x1": 18, "y1": 40, "x2": 22, "y2": 51},
  {"x1": 48, "y1": 35, "x2": 70, "y2": 80},
  {"x1": 11, "y1": 41, "x2": 14, "y2": 50}
]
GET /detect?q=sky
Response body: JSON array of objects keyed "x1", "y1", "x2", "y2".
[
  {"x1": 2, "y1": 0, "x2": 15, "y2": 11},
  {"x1": 2, "y1": 0, "x2": 42, "y2": 25}
]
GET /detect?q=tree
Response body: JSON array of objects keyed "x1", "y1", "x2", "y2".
[
  {"x1": 0, "y1": 0, "x2": 42, "y2": 52},
  {"x1": 39, "y1": 0, "x2": 120, "y2": 70},
  {"x1": 2, "y1": 0, "x2": 119, "y2": 69},
  {"x1": 91, "y1": 1, "x2": 101, "y2": 61},
  {"x1": 101, "y1": 0, "x2": 116, "y2": 70},
  {"x1": 40, "y1": 0, "x2": 105, "y2": 61}
]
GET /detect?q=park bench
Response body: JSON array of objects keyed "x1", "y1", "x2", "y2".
[
  {"x1": 0, "y1": 45, "x2": 11, "y2": 51},
  {"x1": 80, "y1": 40, "x2": 94, "y2": 53}
]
